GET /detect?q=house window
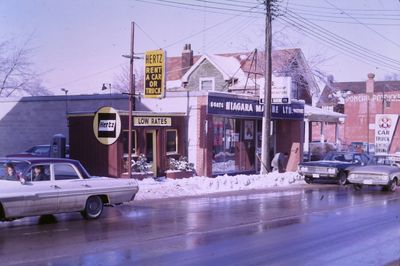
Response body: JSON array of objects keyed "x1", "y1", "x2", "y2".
[
  {"x1": 166, "y1": 129, "x2": 178, "y2": 154},
  {"x1": 122, "y1": 130, "x2": 137, "y2": 156},
  {"x1": 199, "y1": 78, "x2": 215, "y2": 91}
]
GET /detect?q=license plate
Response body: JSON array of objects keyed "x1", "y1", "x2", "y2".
[
  {"x1": 312, "y1": 174, "x2": 320, "y2": 178},
  {"x1": 363, "y1": 180, "x2": 373, "y2": 185}
]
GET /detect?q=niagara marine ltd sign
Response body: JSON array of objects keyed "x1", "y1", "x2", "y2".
[
  {"x1": 144, "y1": 49, "x2": 166, "y2": 98},
  {"x1": 207, "y1": 93, "x2": 304, "y2": 120}
]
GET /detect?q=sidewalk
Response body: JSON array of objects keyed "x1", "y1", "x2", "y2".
[{"x1": 135, "y1": 172, "x2": 305, "y2": 201}]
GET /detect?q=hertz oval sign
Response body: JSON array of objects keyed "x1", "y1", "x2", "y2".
[
  {"x1": 144, "y1": 49, "x2": 166, "y2": 98},
  {"x1": 93, "y1": 106, "x2": 121, "y2": 145}
]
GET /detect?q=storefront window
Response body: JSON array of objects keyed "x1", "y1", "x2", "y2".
[
  {"x1": 122, "y1": 130, "x2": 137, "y2": 156},
  {"x1": 212, "y1": 117, "x2": 257, "y2": 175},
  {"x1": 212, "y1": 117, "x2": 239, "y2": 174},
  {"x1": 166, "y1": 129, "x2": 178, "y2": 154}
]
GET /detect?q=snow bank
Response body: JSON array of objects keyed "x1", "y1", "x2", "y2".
[{"x1": 135, "y1": 172, "x2": 305, "y2": 201}]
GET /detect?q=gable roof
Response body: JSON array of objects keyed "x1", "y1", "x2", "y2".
[
  {"x1": 165, "y1": 48, "x2": 318, "y2": 104},
  {"x1": 181, "y1": 54, "x2": 246, "y2": 83}
]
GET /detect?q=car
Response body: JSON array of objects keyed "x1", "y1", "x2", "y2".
[
  {"x1": 347, "y1": 154, "x2": 400, "y2": 192},
  {"x1": 0, "y1": 157, "x2": 139, "y2": 221},
  {"x1": 298, "y1": 151, "x2": 371, "y2": 185},
  {"x1": 6, "y1": 144, "x2": 70, "y2": 158}
]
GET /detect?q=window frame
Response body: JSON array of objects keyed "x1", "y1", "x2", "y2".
[
  {"x1": 199, "y1": 77, "x2": 215, "y2": 91},
  {"x1": 122, "y1": 129, "x2": 137, "y2": 157},
  {"x1": 53, "y1": 163, "x2": 82, "y2": 181},
  {"x1": 166, "y1": 129, "x2": 178, "y2": 155}
]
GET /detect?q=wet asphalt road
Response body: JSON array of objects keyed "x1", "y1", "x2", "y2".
[{"x1": 1, "y1": 184, "x2": 400, "y2": 266}]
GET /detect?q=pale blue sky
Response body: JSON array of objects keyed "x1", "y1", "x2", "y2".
[{"x1": 1, "y1": 0, "x2": 399, "y2": 95}]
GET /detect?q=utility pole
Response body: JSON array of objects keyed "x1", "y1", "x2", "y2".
[
  {"x1": 260, "y1": 0, "x2": 273, "y2": 174},
  {"x1": 128, "y1": 22, "x2": 135, "y2": 179}
]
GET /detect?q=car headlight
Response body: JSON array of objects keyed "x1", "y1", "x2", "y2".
[
  {"x1": 327, "y1": 168, "x2": 337, "y2": 174},
  {"x1": 299, "y1": 166, "x2": 308, "y2": 172}
]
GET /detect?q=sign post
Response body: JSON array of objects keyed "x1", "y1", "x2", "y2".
[{"x1": 144, "y1": 49, "x2": 166, "y2": 98}]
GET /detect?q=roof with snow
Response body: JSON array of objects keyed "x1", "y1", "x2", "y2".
[
  {"x1": 318, "y1": 80, "x2": 400, "y2": 107},
  {"x1": 305, "y1": 104, "x2": 345, "y2": 123}
]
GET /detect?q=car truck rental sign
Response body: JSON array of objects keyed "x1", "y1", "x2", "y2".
[
  {"x1": 375, "y1": 114, "x2": 399, "y2": 155},
  {"x1": 93, "y1": 106, "x2": 121, "y2": 145},
  {"x1": 144, "y1": 49, "x2": 166, "y2": 98}
]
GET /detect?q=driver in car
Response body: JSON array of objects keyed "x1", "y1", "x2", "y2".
[{"x1": 33, "y1": 165, "x2": 49, "y2": 181}]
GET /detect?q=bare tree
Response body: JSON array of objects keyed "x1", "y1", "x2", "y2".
[
  {"x1": 112, "y1": 64, "x2": 144, "y2": 94},
  {"x1": 0, "y1": 38, "x2": 51, "y2": 97}
]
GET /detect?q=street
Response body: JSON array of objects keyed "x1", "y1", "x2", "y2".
[{"x1": 1, "y1": 184, "x2": 400, "y2": 266}]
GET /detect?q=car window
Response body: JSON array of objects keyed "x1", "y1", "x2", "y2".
[
  {"x1": 32, "y1": 146, "x2": 50, "y2": 156},
  {"x1": 54, "y1": 164, "x2": 80, "y2": 180},
  {"x1": 25, "y1": 164, "x2": 51, "y2": 182},
  {"x1": 0, "y1": 160, "x2": 29, "y2": 181},
  {"x1": 325, "y1": 153, "x2": 352, "y2": 162}
]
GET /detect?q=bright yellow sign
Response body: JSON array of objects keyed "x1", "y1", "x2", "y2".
[
  {"x1": 144, "y1": 49, "x2": 165, "y2": 98},
  {"x1": 134, "y1": 117, "x2": 171, "y2": 126}
]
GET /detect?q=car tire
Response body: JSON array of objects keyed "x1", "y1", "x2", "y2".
[
  {"x1": 81, "y1": 196, "x2": 104, "y2": 219},
  {"x1": 304, "y1": 177, "x2": 313, "y2": 184},
  {"x1": 353, "y1": 184, "x2": 363, "y2": 191},
  {"x1": 337, "y1": 172, "x2": 347, "y2": 186},
  {"x1": 387, "y1": 178, "x2": 397, "y2": 192}
]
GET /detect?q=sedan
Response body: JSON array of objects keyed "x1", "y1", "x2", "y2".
[
  {"x1": 6, "y1": 144, "x2": 70, "y2": 158},
  {"x1": 298, "y1": 152, "x2": 371, "y2": 185},
  {"x1": 348, "y1": 155, "x2": 400, "y2": 192},
  {"x1": 0, "y1": 158, "x2": 139, "y2": 221}
]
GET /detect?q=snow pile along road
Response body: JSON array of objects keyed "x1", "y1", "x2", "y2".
[{"x1": 135, "y1": 172, "x2": 305, "y2": 201}]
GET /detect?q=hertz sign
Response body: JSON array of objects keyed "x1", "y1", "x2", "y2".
[{"x1": 144, "y1": 49, "x2": 166, "y2": 98}]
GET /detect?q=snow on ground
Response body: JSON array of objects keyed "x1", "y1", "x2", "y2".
[{"x1": 135, "y1": 172, "x2": 305, "y2": 201}]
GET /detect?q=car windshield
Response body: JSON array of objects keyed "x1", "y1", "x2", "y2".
[
  {"x1": 373, "y1": 156, "x2": 400, "y2": 166},
  {"x1": 323, "y1": 153, "x2": 353, "y2": 162},
  {"x1": 0, "y1": 160, "x2": 30, "y2": 181}
]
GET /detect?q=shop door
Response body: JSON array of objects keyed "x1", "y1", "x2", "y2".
[{"x1": 145, "y1": 130, "x2": 157, "y2": 175}]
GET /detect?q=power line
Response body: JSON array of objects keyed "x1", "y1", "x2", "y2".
[
  {"x1": 136, "y1": 22, "x2": 162, "y2": 48},
  {"x1": 324, "y1": 0, "x2": 400, "y2": 49},
  {"x1": 285, "y1": 1, "x2": 400, "y2": 12},
  {"x1": 284, "y1": 10, "x2": 400, "y2": 67},
  {"x1": 278, "y1": 14, "x2": 400, "y2": 72}
]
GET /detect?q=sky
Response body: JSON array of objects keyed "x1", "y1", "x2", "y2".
[{"x1": 1, "y1": 0, "x2": 399, "y2": 95}]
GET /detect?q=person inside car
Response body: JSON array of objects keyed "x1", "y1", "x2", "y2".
[
  {"x1": 4, "y1": 162, "x2": 18, "y2": 180},
  {"x1": 33, "y1": 165, "x2": 49, "y2": 181}
]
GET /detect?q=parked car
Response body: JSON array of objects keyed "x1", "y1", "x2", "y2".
[
  {"x1": 0, "y1": 157, "x2": 139, "y2": 221},
  {"x1": 348, "y1": 154, "x2": 400, "y2": 192},
  {"x1": 298, "y1": 151, "x2": 371, "y2": 185},
  {"x1": 6, "y1": 144, "x2": 70, "y2": 158}
]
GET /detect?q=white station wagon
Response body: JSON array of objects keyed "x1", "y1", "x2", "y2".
[{"x1": 0, "y1": 158, "x2": 139, "y2": 221}]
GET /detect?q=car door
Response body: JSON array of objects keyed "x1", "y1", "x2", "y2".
[
  {"x1": 21, "y1": 164, "x2": 59, "y2": 217},
  {"x1": 53, "y1": 163, "x2": 89, "y2": 212}
]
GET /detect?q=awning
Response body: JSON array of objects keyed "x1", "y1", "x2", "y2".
[{"x1": 304, "y1": 105, "x2": 346, "y2": 123}]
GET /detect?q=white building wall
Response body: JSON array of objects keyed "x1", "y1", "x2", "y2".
[{"x1": 137, "y1": 91, "x2": 206, "y2": 171}]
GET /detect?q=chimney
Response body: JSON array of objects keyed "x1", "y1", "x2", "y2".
[
  {"x1": 366, "y1": 73, "x2": 375, "y2": 94},
  {"x1": 181, "y1": 44, "x2": 193, "y2": 77}
]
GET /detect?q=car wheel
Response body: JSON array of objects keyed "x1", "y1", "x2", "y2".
[
  {"x1": 353, "y1": 184, "x2": 363, "y2": 191},
  {"x1": 304, "y1": 177, "x2": 313, "y2": 184},
  {"x1": 81, "y1": 196, "x2": 104, "y2": 219},
  {"x1": 387, "y1": 178, "x2": 397, "y2": 192},
  {"x1": 337, "y1": 172, "x2": 347, "y2": 186}
]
